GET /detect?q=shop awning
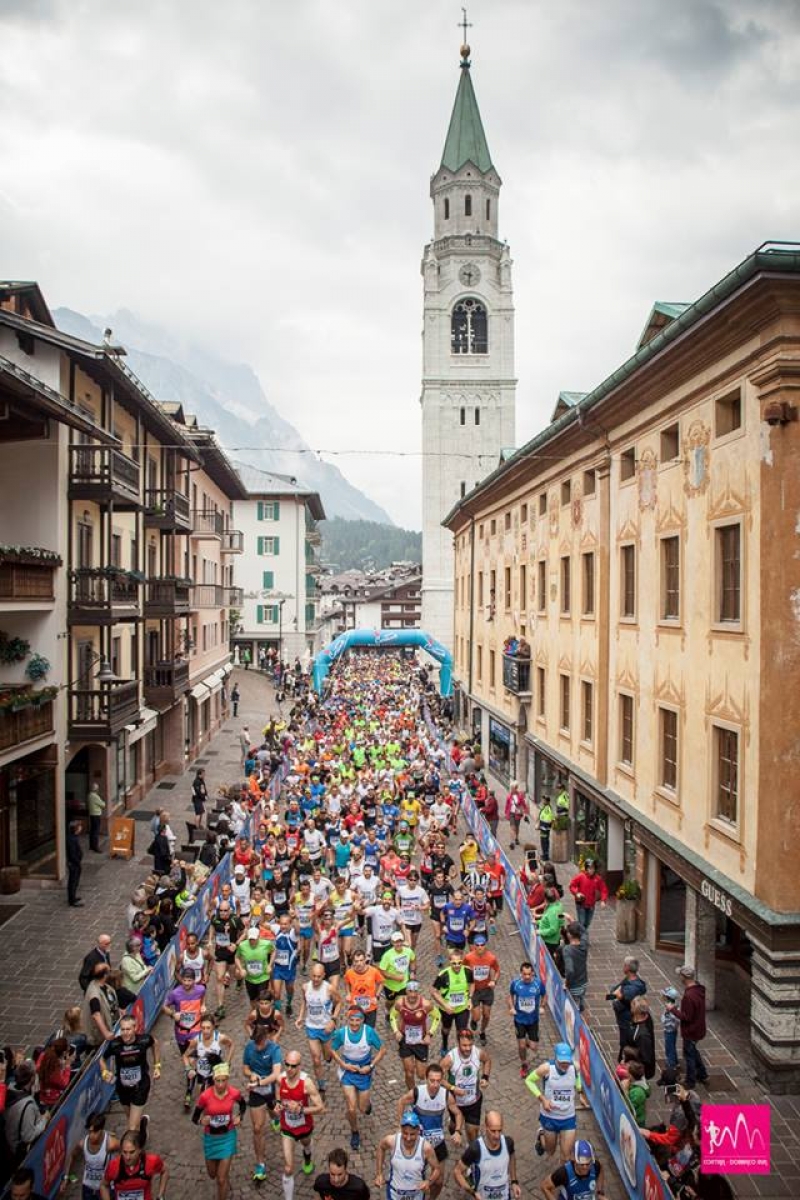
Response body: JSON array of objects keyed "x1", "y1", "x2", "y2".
[
  {"x1": 124, "y1": 707, "x2": 159, "y2": 745},
  {"x1": 190, "y1": 683, "x2": 209, "y2": 701},
  {"x1": 204, "y1": 670, "x2": 223, "y2": 695},
  {"x1": 221, "y1": 662, "x2": 234, "y2": 677}
]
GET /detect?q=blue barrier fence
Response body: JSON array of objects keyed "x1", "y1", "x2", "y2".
[{"x1": 14, "y1": 766, "x2": 286, "y2": 1199}]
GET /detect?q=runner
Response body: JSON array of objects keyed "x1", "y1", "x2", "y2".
[
  {"x1": 313, "y1": 1147, "x2": 370, "y2": 1200},
  {"x1": 277, "y1": 1052, "x2": 325, "y2": 1199},
  {"x1": 244, "y1": 993, "x2": 285, "y2": 1043},
  {"x1": 397, "y1": 1062, "x2": 458, "y2": 1192},
  {"x1": 378, "y1": 931, "x2": 416, "y2": 1024},
  {"x1": 525, "y1": 1043, "x2": 589, "y2": 1161},
  {"x1": 431, "y1": 948, "x2": 474, "y2": 1055},
  {"x1": 100, "y1": 1014, "x2": 160, "y2": 1136},
  {"x1": 362, "y1": 890, "x2": 401, "y2": 965},
  {"x1": 507, "y1": 961, "x2": 544, "y2": 1077},
  {"x1": 192, "y1": 1061, "x2": 246, "y2": 1200},
  {"x1": 344, "y1": 951, "x2": 384, "y2": 1028},
  {"x1": 61, "y1": 1114, "x2": 119, "y2": 1200},
  {"x1": 180, "y1": 930, "x2": 209, "y2": 985},
  {"x1": 374, "y1": 1109, "x2": 441, "y2": 1200},
  {"x1": 453, "y1": 1110, "x2": 521, "y2": 1200},
  {"x1": 242, "y1": 1023, "x2": 283, "y2": 1182},
  {"x1": 441, "y1": 1029, "x2": 491, "y2": 1142},
  {"x1": 540, "y1": 1139, "x2": 607, "y2": 1199},
  {"x1": 99, "y1": 1130, "x2": 167, "y2": 1200},
  {"x1": 208, "y1": 901, "x2": 245, "y2": 1018},
  {"x1": 464, "y1": 935, "x2": 500, "y2": 1044},
  {"x1": 183, "y1": 1015, "x2": 234, "y2": 1111},
  {"x1": 314, "y1": 908, "x2": 344, "y2": 990},
  {"x1": 329, "y1": 877, "x2": 357, "y2": 966},
  {"x1": 295, "y1": 963, "x2": 341, "y2": 1095},
  {"x1": 330, "y1": 1007, "x2": 386, "y2": 1151},
  {"x1": 271, "y1": 913, "x2": 300, "y2": 1015},
  {"x1": 234, "y1": 925, "x2": 273, "y2": 1005},
  {"x1": 390, "y1": 980, "x2": 438, "y2": 1088},
  {"x1": 441, "y1": 890, "x2": 474, "y2": 954},
  {"x1": 396, "y1": 869, "x2": 429, "y2": 949},
  {"x1": 293, "y1": 877, "x2": 318, "y2": 973},
  {"x1": 427, "y1": 867, "x2": 454, "y2": 968},
  {"x1": 163, "y1": 967, "x2": 206, "y2": 1055}
]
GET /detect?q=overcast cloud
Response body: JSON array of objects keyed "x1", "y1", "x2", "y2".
[{"x1": 1, "y1": 0, "x2": 798, "y2": 527}]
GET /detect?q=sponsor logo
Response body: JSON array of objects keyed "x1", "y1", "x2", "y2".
[
  {"x1": 701, "y1": 1104, "x2": 770, "y2": 1174},
  {"x1": 132, "y1": 995, "x2": 146, "y2": 1035},
  {"x1": 42, "y1": 1116, "x2": 68, "y2": 1194},
  {"x1": 578, "y1": 1026, "x2": 592, "y2": 1091}
]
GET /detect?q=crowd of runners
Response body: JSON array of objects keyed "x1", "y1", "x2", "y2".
[{"x1": 33, "y1": 652, "x2": 611, "y2": 1200}]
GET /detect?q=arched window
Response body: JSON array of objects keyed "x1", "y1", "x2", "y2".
[
  {"x1": 451, "y1": 298, "x2": 488, "y2": 355},
  {"x1": 444, "y1": 197, "x2": 450, "y2": 220},
  {"x1": 486, "y1": 198, "x2": 491, "y2": 220},
  {"x1": 464, "y1": 194, "x2": 472, "y2": 217}
]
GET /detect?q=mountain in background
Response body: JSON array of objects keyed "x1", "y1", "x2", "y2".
[
  {"x1": 319, "y1": 517, "x2": 421, "y2": 571},
  {"x1": 53, "y1": 307, "x2": 393, "y2": 524}
]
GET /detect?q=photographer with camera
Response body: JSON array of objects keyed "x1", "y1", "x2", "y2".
[{"x1": 606, "y1": 956, "x2": 647, "y2": 1059}]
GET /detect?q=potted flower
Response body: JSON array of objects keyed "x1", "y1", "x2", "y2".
[
  {"x1": 615, "y1": 878, "x2": 642, "y2": 943},
  {"x1": 549, "y1": 812, "x2": 571, "y2": 863},
  {"x1": 0, "y1": 634, "x2": 31, "y2": 664},
  {"x1": 25, "y1": 653, "x2": 51, "y2": 682}
]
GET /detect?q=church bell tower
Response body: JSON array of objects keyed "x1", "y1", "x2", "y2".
[{"x1": 420, "y1": 38, "x2": 517, "y2": 649}]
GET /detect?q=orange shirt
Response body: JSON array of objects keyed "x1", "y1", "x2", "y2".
[
  {"x1": 344, "y1": 965, "x2": 384, "y2": 1013},
  {"x1": 463, "y1": 949, "x2": 500, "y2": 988}
]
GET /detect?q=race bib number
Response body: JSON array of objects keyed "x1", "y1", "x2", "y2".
[
  {"x1": 553, "y1": 1088, "x2": 572, "y2": 1105},
  {"x1": 473, "y1": 966, "x2": 490, "y2": 982},
  {"x1": 84, "y1": 1166, "x2": 104, "y2": 1187},
  {"x1": 394, "y1": 954, "x2": 409, "y2": 973},
  {"x1": 119, "y1": 1066, "x2": 141, "y2": 1087},
  {"x1": 449, "y1": 917, "x2": 464, "y2": 931},
  {"x1": 209, "y1": 1113, "x2": 230, "y2": 1128},
  {"x1": 405, "y1": 1023, "x2": 423, "y2": 1044},
  {"x1": 247, "y1": 960, "x2": 264, "y2": 976},
  {"x1": 122, "y1": 1189, "x2": 145, "y2": 1200},
  {"x1": 448, "y1": 991, "x2": 466, "y2": 1007},
  {"x1": 432, "y1": 895, "x2": 446, "y2": 909},
  {"x1": 423, "y1": 1126, "x2": 443, "y2": 1146},
  {"x1": 483, "y1": 1186, "x2": 508, "y2": 1200},
  {"x1": 180, "y1": 1011, "x2": 196, "y2": 1027},
  {"x1": 215, "y1": 932, "x2": 230, "y2": 947},
  {"x1": 273, "y1": 891, "x2": 287, "y2": 905},
  {"x1": 355, "y1": 995, "x2": 371, "y2": 1009},
  {"x1": 284, "y1": 1107, "x2": 305, "y2": 1128},
  {"x1": 321, "y1": 941, "x2": 338, "y2": 962},
  {"x1": 517, "y1": 996, "x2": 536, "y2": 1012},
  {"x1": 275, "y1": 949, "x2": 290, "y2": 966}
]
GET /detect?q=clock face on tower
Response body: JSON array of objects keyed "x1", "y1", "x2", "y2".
[{"x1": 459, "y1": 263, "x2": 481, "y2": 287}]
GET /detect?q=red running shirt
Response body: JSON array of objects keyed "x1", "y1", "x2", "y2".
[{"x1": 195, "y1": 1085, "x2": 243, "y2": 1133}]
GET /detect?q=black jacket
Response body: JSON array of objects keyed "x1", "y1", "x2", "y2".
[
  {"x1": 66, "y1": 830, "x2": 83, "y2": 869},
  {"x1": 629, "y1": 1015, "x2": 657, "y2": 1078},
  {"x1": 78, "y1": 946, "x2": 110, "y2": 993},
  {"x1": 150, "y1": 833, "x2": 172, "y2": 875}
]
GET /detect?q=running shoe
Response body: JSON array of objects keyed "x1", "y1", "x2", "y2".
[
  {"x1": 271, "y1": 1118, "x2": 281, "y2": 1133},
  {"x1": 350, "y1": 1131, "x2": 360, "y2": 1151},
  {"x1": 479, "y1": 1031, "x2": 487, "y2": 1045},
  {"x1": 302, "y1": 1156, "x2": 315, "y2": 1175},
  {"x1": 534, "y1": 1128, "x2": 545, "y2": 1156},
  {"x1": 469, "y1": 1019, "x2": 478, "y2": 1031},
  {"x1": 253, "y1": 1164, "x2": 267, "y2": 1182},
  {"x1": 519, "y1": 1063, "x2": 529, "y2": 1079},
  {"x1": 139, "y1": 1115, "x2": 150, "y2": 1146},
  {"x1": 183, "y1": 1091, "x2": 192, "y2": 1111}
]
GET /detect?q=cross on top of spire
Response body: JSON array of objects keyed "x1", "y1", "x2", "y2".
[
  {"x1": 459, "y1": 7, "x2": 473, "y2": 43},
  {"x1": 459, "y1": 7, "x2": 472, "y2": 65}
]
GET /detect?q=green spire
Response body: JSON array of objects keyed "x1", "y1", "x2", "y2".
[{"x1": 440, "y1": 51, "x2": 493, "y2": 175}]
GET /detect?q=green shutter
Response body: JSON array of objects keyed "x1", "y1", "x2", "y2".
[
  {"x1": 263, "y1": 570, "x2": 274, "y2": 589},
  {"x1": 272, "y1": 605, "x2": 279, "y2": 623},
  {"x1": 274, "y1": 536, "x2": 280, "y2": 554},
  {"x1": 257, "y1": 604, "x2": 263, "y2": 624},
  {"x1": 257, "y1": 536, "x2": 263, "y2": 555},
  {"x1": 274, "y1": 501, "x2": 280, "y2": 520},
  {"x1": 257, "y1": 500, "x2": 264, "y2": 521}
]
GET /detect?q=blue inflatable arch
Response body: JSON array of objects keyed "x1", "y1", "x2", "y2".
[{"x1": 312, "y1": 628, "x2": 453, "y2": 696}]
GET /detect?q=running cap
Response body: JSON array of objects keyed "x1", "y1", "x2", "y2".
[
  {"x1": 400, "y1": 1108, "x2": 421, "y2": 1128},
  {"x1": 677, "y1": 964, "x2": 695, "y2": 979},
  {"x1": 554, "y1": 1043, "x2": 573, "y2": 1062},
  {"x1": 390, "y1": 931, "x2": 405, "y2": 942},
  {"x1": 574, "y1": 1140, "x2": 594, "y2": 1164},
  {"x1": 212, "y1": 1062, "x2": 230, "y2": 1078},
  {"x1": 234, "y1": 864, "x2": 246, "y2": 874},
  {"x1": 473, "y1": 933, "x2": 487, "y2": 945},
  {"x1": 382, "y1": 890, "x2": 394, "y2": 900},
  {"x1": 247, "y1": 927, "x2": 261, "y2": 940}
]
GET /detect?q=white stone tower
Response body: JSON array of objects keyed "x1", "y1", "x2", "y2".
[{"x1": 420, "y1": 41, "x2": 516, "y2": 648}]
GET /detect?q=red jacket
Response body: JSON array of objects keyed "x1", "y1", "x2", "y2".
[
  {"x1": 569, "y1": 871, "x2": 609, "y2": 910},
  {"x1": 505, "y1": 790, "x2": 529, "y2": 819},
  {"x1": 674, "y1": 983, "x2": 707, "y2": 1041}
]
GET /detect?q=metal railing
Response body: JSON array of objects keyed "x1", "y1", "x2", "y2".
[
  {"x1": 221, "y1": 529, "x2": 244, "y2": 553},
  {"x1": 190, "y1": 583, "x2": 225, "y2": 608},
  {"x1": 191, "y1": 509, "x2": 224, "y2": 538}
]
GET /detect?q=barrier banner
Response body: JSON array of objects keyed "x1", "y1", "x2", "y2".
[{"x1": 457, "y1": 780, "x2": 671, "y2": 1200}]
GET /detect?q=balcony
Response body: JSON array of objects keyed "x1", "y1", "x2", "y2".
[
  {"x1": 144, "y1": 578, "x2": 192, "y2": 617},
  {"x1": 144, "y1": 488, "x2": 191, "y2": 533},
  {"x1": 68, "y1": 679, "x2": 140, "y2": 739},
  {"x1": 306, "y1": 528, "x2": 321, "y2": 546},
  {"x1": 190, "y1": 583, "x2": 225, "y2": 609},
  {"x1": 143, "y1": 660, "x2": 190, "y2": 709},
  {"x1": 502, "y1": 653, "x2": 531, "y2": 696},
  {"x1": 69, "y1": 446, "x2": 141, "y2": 509},
  {"x1": 191, "y1": 509, "x2": 224, "y2": 539},
  {"x1": 68, "y1": 568, "x2": 141, "y2": 625},
  {"x1": 0, "y1": 694, "x2": 55, "y2": 754},
  {"x1": 221, "y1": 529, "x2": 244, "y2": 554},
  {"x1": 226, "y1": 586, "x2": 244, "y2": 607},
  {"x1": 0, "y1": 550, "x2": 61, "y2": 606}
]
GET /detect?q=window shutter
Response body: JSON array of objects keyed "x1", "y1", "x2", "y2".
[
  {"x1": 257, "y1": 604, "x2": 263, "y2": 624},
  {"x1": 274, "y1": 501, "x2": 280, "y2": 520},
  {"x1": 257, "y1": 536, "x2": 264, "y2": 555},
  {"x1": 257, "y1": 500, "x2": 263, "y2": 521},
  {"x1": 273, "y1": 536, "x2": 280, "y2": 554},
  {"x1": 272, "y1": 605, "x2": 279, "y2": 623},
  {"x1": 263, "y1": 570, "x2": 274, "y2": 589}
]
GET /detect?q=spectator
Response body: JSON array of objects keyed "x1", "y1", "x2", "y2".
[
  {"x1": 609, "y1": 956, "x2": 647, "y2": 1059},
  {"x1": 53, "y1": 1008, "x2": 88, "y2": 1074},
  {"x1": 504, "y1": 782, "x2": 529, "y2": 848},
  {"x1": 672, "y1": 966, "x2": 709, "y2": 1088},
  {"x1": 231, "y1": 683, "x2": 240, "y2": 718},
  {"x1": 536, "y1": 887, "x2": 565, "y2": 971},
  {"x1": 3, "y1": 1063, "x2": 49, "y2": 1167},
  {"x1": 86, "y1": 776, "x2": 106, "y2": 853},
  {"x1": 192, "y1": 769, "x2": 208, "y2": 829},
  {"x1": 562, "y1": 922, "x2": 589, "y2": 1012},
  {"x1": 659, "y1": 986, "x2": 680, "y2": 1070},
  {"x1": 8, "y1": 1167, "x2": 49, "y2": 1200},
  {"x1": 627, "y1": 997, "x2": 656, "y2": 1079},
  {"x1": 148, "y1": 825, "x2": 172, "y2": 876},
  {"x1": 622, "y1": 1060, "x2": 650, "y2": 1125},
  {"x1": 199, "y1": 831, "x2": 219, "y2": 870},
  {"x1": 477, "y1": 789, "x2": 499, "y2": 837},
  {"x1": 66, "y1": 819, "x2": 83, "y2": 908},
  {"x1": 537, "y1": 797, "x2": 554, "y2": 861},
  {"x1": 126, "y1": 889, "x2": 148, "y2": 930},
  {"x1": 568, "y1": 859, "x2": 608, "y2": 934},
  {"x1": 35, "y1": 1038, "x2": 71, "y2": 1112},
  {"x1": 78, "y1": 935, "x2": 112, "y2": 993},
  {"x1": 81, "y1": 964, "x2": 120, "y2": 1048},
  {"x1": 121, "y1": 936, "x2": 152, "y2": 995}
]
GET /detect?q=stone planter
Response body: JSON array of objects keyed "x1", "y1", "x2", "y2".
[
  {"x1": 0, "y1": 865, "x2": 21, "y2": 894},
  {"x1": 550, "y1": 827, "x2": 570, "y2": 863},
  {"x1": 616, "y1": 897, "x2": 638, "y2": 943}
]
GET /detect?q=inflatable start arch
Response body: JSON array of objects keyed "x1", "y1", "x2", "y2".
[{"x1": 312, "y1": 628, "x2": 453, "y2": 696}]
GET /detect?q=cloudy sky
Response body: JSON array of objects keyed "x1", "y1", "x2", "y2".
[{"x1": 1, "y1": 0, "x2": 798, "y2": 527}]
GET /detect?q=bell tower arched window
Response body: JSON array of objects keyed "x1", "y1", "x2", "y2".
[
  {"x1": 451, "y1": 298, "x2": 488, "y2": 355},
  {"x1": 464, "y1": 194, "x2": 472, "y2": 217},
  {"x1": 444, "y1": 197, "x2": 450, "y2": 220}
]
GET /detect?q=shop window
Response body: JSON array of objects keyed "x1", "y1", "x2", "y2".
[
  {"x1": 560, "y1": 674, "x2": 571, "y2": 731},
  {"x1": 619, "y1": 693, "x2": 634, "y2": 766},
  {"x1": 488, "y1": 718, "x2": 514, "y2": 784},
  {"x1": 660, "y1": 707, "x2": 678, "y2": 791},
  {"x1": 620, "y1": 544, "x2": 636, "y2": 619},
  {"x1": 561, "y1": 556, "x2": 571, "y2": 614},
  {"x1": 620, "y1": 446, "x2": 636, "y2": 482},
  {"x1": 716, "y1": 524, "x2": 741, "y2": 623},
  {"x1": 582, "y1": 681, "x2": 593, "y2": 743},
  {"x1": 537, "y1": 560, "x2": 546, "y2": 613},
  {"x1": 715, "y1": 389, "x2": 742, "y2": 437},
  {"x1": 714, "y1": 725, "x2": 739, "y2": 824},
  {"x1": 582, "y1": 552, "x2": 595, "y2": 616},
  {"x1": 536, "y1": 667, "x2": 546, "y2": 717},
  {"x1": 661, "y1": 536, "x2": 680, "y2": 620},
  {"x1": 660, "y1": 422, "x2": 680, "y2": 461}
]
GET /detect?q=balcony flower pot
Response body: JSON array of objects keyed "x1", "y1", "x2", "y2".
[
  {"x1": 615, "y1": 879, "x2": 641, "y2": 943},
  {"x1": 549, "y1": 813, "x2": 571, "y2": 863}
]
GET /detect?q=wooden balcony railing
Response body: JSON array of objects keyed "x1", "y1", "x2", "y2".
[
  {"x1": 143, "y1": 660, "x2": 190, "y2": 706},
  {"x1": 68, "y1": 569, "x2": 141, "y2": 624},
  {"x1": 0, "y1": 699, "x2": 55, "y2": 753},
  {"x1": 68, "y1": 679, "x2": 139, "y2": 738},
  {"x1": 69, "y1": 445, "x2": 141, "y2": 507},
  {"x1": 144, "y1": 488, "x2": 191, "y2": 532},
  {"x1": 190, "y1": 584, "x2": 225, "y2": 608},
  {"x1": 191, "y1": 510, "x2": 224, "y2": 538},
  {"x1": 144, "y1": 578, "x2": 191, "y2": 616},
  {"x1": 0, "y1": 558, "x2": 59, "y2": 601}
]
